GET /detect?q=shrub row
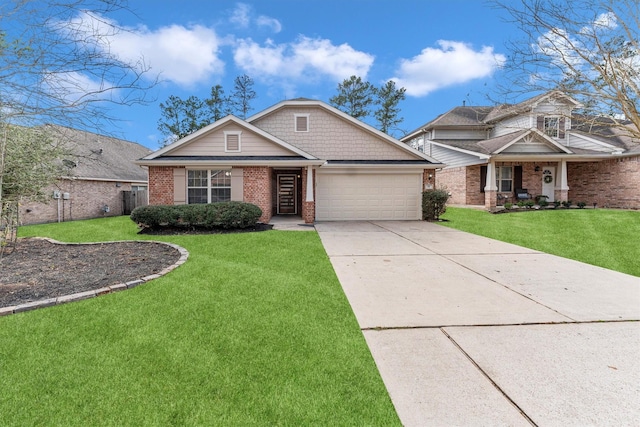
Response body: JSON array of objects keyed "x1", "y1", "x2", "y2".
[{"x1": 130, "y1": 202, "x2": 262, "y2": 229}]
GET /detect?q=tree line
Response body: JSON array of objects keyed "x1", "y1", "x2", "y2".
[{"x1": 157, "y1": 75, "x2": 407, "y2": 145}]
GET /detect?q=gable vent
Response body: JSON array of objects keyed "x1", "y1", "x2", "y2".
[
  {"x1": 225, "y1": 132, "x2": 241, "y2": 152},
  {"x1": 295, "y1": 114, "x2": 309, "y2": 132}
]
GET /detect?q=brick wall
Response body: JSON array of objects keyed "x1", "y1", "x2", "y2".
[
  {"x1": 148, "y1": 166, "x2": 175, "y2": 205},
  {"x1": 436, "y1": 167, "x2": 467, "y2": 204},
  {"x1": 20, "y1": 179, "x2": 133, "y2": 225},
  {"x1": 243, "y1": 166, "x2": 272, "y2": 223},
  {"x1": 568, "y1": 157, "x2": 640, "y2": 208}
]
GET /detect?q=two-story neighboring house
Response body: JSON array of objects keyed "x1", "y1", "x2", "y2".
[
  {"x1": 401, "y1": 91, "x2": 640, "y2": 209},
  {"x1": 136, "y1": 99, "x2": 443, "y2": 223}
]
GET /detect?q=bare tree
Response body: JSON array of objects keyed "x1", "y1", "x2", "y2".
[
  {"x1": 494, "y1": 0, "x2": 640, "y2": 138},
  {"x1": 0, "y1": 0, "x2": 156, "y2": 253}
]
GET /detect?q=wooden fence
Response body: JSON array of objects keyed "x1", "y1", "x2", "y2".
[{"x1": 122, "y1": 190, "x2": 148, "y2": 215}]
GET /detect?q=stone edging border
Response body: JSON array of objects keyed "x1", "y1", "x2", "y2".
[{"x1": 0, "y1": 238, "x2": 189, "y2": 317}]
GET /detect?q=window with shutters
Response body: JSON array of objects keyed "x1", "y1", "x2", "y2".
[
  {"x1": 187, "y1": 170, "x2": 231, "y2": 203},
  {"x1": 224, "y1": 131, "x2": 241, "y2": 152},
  {"x1": 543, "y1": 117, "x2": 559, "y2": 138},
  {"x1": 294, "y1": 114, "x2": 309, "y2": 132},
  {"x1": 496, "y1": 166, "x2": 513, "y2": 192}
]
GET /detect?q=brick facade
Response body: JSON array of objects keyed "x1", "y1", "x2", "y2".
[
  {"x1": 243, "y1": 166, "x2": 272, "y2": 223},
  {"x1": 20, "y1": 179, "x2": 136, "y2": 225},
  {"x1": 437, "y1": 157, "x2": 640, "y2": 210},
  {"x1": 148, "y1": 166, "x2": 175, "y2": 205},
  {"x1": 568, "y1": 157, "x2": 640, "y2": 208}
]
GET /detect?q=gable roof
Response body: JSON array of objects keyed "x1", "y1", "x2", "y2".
[
  {"x1": 141, "y1": 115, "x2": 318, "y2": 161},
  {"x1": 481, "y1": 129, "x2": 573, "y2": 154},
  {"x1": 247, "y1": 98, "x2": 442, "y2": 164},
  {"x1": 48, "y1": 125, "x2": 150, "y2": 182},
  {"x1": 484, "y1": 90, "x2": 582, "y2": 123}
]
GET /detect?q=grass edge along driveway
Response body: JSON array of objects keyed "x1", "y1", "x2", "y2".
[
  {"x1": 1, "y1": 217, "x2": 400, "y2": 426},
  {"x1": 441, "y1": 207, "x2": 640, "y2": 277}
]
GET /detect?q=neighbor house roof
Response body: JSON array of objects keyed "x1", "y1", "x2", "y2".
[{"x1": 48, "y1": 125, "x2": 150, "y2": 182}]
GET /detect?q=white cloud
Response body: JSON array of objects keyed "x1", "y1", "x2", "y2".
[
  {"x1": 230, "y1": 3, "x2": 281, "y2": 33},
  {"x1": 257, "y1": 15, "x2": 282, "y2": 33},
  {"x1": 230, "y1": 3, "x2": 251, "y2": 28},
  {"x1": 233, "y1": 36, "x2": 374, "y2": 82},
  {"x1": 392, "y1": 40, "x2": 506, "y2": 97},
  {"x1": 64, "y1": 11, "x2": 225, "y2": 87}
]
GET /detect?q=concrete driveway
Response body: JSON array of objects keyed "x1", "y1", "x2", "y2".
[{"x1": 316, "y1": 221, "x2": 640, "y2": 427}]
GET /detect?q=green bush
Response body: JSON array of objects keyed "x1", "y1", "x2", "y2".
[
  {"x1": 422, "y1": 189, "x2": 450, "y2": 221},
  {"x1": 577, "y1": 201, "x2": 587, "y2": 209},
  {"x1": 525, "y1": 200, "x2": 535, "y2": 209},
  {"x1": 553, "y1": 200, "x2": 562, "y2": 208},
  {"x1": 504, "y1": 202, "x2": 513, "y2": 210},
  {"x1": 562, "y1": 200, "x2": 572, "y2": 208},
  {"x1": 131, "y1": 202, "x2": 262, "y2": 230},
  {"x1": 539, "y1": 199, "x2": 549, "y2": 207}
]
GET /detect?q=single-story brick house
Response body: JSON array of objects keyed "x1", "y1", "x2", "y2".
[
  {"x1": 21, "y1": 125, "x2": 150, "y2": 224},
  {"x1": 401, "y1": 91, "x2": 640, "y2": 209},
  {"x1": 137, "y1": 99, "x2": 443, "y2": 223}
]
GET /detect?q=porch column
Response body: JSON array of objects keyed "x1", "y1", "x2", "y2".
[
  {"x1": 484, "y1": 161, "x2": 497, "y2": 210},
  {"x1": 302, "y1": 166, "x2": 315, "y2": 224},
  {"x1": 306, "y1": 166, "x2": 314, "y2": 202},
  {"x1": 558, "y1": 159, "x2": 569, "y2": 201}
]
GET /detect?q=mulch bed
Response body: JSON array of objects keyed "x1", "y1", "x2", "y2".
[
  {"x1": 0, "y1": 239, "x2": 181, "y2": 309},
  {"x1": 0, "y1": 224, "x2": 274, "y2": 309}
]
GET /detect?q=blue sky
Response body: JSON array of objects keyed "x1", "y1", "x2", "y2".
[{"x1": 89, "y1": 0, "x2": 518, "y2": 148}]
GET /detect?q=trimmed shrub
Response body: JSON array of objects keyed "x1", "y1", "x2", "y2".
[
  {"x1": 131, "y1": 202, "x2": 262, "y2": 230},
  {"x1": 504, "y1": 202, "x2": 513, "y2": 210},
  {"x1": 422, "y1": 189, "x2": 450, "y2": 221},
  {"x1": 577, "y1": 201, "x2": 587, "y2": 209}
]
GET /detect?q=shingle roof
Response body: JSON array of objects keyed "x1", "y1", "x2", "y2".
[{"x1": 47, "y1": 125, "x2": 150, "y2": 182}]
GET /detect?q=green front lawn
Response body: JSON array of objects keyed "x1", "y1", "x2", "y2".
[
  {"x1": 441, "y1": 207, "x2": 640, "y2": 277},
  {"x1": 1, "y1": 217, "x2": 400, "y2": 426}
]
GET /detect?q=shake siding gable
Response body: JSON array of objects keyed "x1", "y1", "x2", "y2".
[
  {"x1": 168, "y1": 123, "x2": 295, "y2": 157},
  {"x1": 252, "y1": 107, "x2": 417, "y2": 160}
]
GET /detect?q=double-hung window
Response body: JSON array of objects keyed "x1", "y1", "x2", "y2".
[
  {"x1": 544, "y1": 117, "x2": 559, "y2": 138},
  {"x1": 496, "y1": 166, "x2": 512, "y2": 192},
  {"x1": 187, "y1": 170, "x2": 231, "y2": 204}
]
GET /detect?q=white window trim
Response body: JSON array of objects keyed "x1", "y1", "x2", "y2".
[
  {"x1": 496, "y1": 166, "x2": 513, "y2": 192},
  {"x1": 544, "y1": 116, "x2": 560, "y2": 138},
  {"x1": 224, "y1": 130, "x2": 242, "y2": 152},
  {"x1": 294, "y1": 114, "x2": 310, "y2": 132},
  {"x1": 187, "y1": 169, "x2": 232, "y2": 204}
]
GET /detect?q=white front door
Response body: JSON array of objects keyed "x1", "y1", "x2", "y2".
[{"x1": 542, "y1": 166, "x2": 555, "y2": 202}]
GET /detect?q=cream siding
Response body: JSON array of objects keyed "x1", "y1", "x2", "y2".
[
  {"x1": 252, "y1": 107, "x2": 418, "y2": 160},
  {"x1": 491, "y1": 115, "x2": 531, "y2": 137},
  {"x1": 431, "y1": 144, "x2": 483, "y2": 168},
  {"x1": 433, "y1": 129, "x2": 486, "y2": 139},
  {"x1": 566, "y1": 134, "x2": 616, "y2": 152},
  {"x1": 169, "y1": 124, "x2": 296, "y2": 157},
  {"x1": 502, "y1": 142, "x2": 558, "y2": 153}
]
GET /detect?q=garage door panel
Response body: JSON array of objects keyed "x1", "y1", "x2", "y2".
[{"x1": 316, "y1": 170, "x2": 422, "y2": 220}]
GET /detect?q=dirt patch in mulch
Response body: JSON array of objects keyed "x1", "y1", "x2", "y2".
[{"x1": 0, "y1": 239, "x2": 181, "y2": 309}]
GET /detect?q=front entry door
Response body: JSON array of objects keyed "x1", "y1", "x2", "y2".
[
  {"x1": 277, "y1": 174, "x2": 297, "y2": 214},
  {"x1": 541, "y1": 166, "x2": 555, "y2": 202}
]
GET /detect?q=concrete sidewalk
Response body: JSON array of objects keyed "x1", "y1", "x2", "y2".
[{"x1": 316, "y1": 221, "x2": 640, "y2": 426}]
